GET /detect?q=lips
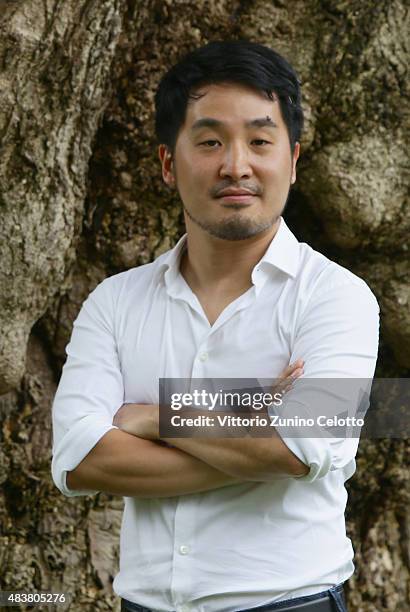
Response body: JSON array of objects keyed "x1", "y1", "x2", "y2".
[{"x1": 216, "y1": 188, "x2": 256, "y2": 197}]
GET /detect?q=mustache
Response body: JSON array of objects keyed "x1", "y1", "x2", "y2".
[{"x1": 210, "y1": 181, "x2": 263, "y2": 198}]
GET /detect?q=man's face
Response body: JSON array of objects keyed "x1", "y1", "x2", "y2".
[{"x1": 159, "y1": 82, "x2": 300, "y2": 241}]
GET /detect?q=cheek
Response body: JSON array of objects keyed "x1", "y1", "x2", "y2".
[
  {"x1": 177, "y1": 150, "x2": 199, "y2": 176},
  {"x1": 262, "y1": 156, "x2": 292, "y2": 185},
  {"x1": 182, "y1": 159, "x2": 212, "y2": 190},
  {"x1": 175, "y1": 160, "x2": 211, "y2": 205}
]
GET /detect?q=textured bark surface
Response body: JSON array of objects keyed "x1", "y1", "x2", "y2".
[
  {"x1": 0, "y1": 0, "x2": 125, "y2": 393},
  {"x1": 0, "y1": 1, "x2": 409, "y2": 611}
]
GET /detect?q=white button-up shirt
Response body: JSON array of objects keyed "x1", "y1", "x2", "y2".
[{"x1": 51, "y1": 218, "x2": 379, "y2": 612}]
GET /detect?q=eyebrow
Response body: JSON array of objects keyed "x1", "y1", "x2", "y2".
[{"x1": 190, "y1": 117, "x2": 278, "y2": 131}]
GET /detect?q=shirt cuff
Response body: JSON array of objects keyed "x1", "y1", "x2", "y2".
[
  {"x1": 51, "y1": 416, "x2": 119, "y2": 497},
  {"x1": 269, "y1": 397, "x2": 360, "y2": 482},
  {"x1": 280, "y1": 435, "x2": 333, "y2": 482}
]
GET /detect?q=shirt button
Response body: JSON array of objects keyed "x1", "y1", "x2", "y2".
[
  {"x1": 179, "y1": 544, "x2": 190, "y2": 555},
  {"x1": 199, "y1": 352, "x2": 208, "y2": 362}
]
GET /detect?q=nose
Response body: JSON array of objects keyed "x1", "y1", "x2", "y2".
[{"x1": 219, "y1": 143, "x2": 253, "y2": 180}]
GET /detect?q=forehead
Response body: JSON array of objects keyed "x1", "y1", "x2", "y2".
[{"x1": 184, "y1": 82, "x2": 283, "y2": 126}]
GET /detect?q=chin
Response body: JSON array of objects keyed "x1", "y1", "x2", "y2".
[
  {"x1": 204, "y1": 218, "x2": 276, "y2": 241},
  {"x1": 184, "y1": 204, "x2": 278, "y2": 241}
]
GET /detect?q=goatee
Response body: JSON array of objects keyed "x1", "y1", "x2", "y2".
[{"x1": 183, "y1": 206, "x2": 278, "y2": 241}]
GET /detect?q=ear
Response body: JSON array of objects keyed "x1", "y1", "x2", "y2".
[
  {"x1": 290, "y1": 142, "x2": 300, "y2": 185},
  {"x1": 158, "y1": 144, "x2": 175, "y2": 187}
]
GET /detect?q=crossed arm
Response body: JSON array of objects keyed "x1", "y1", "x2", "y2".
[
  {"x1": 66, "y1": 429, "x2": 243, "y2": 497},
  {"x1": 67, "y1": 362, "x2": 308, "y2": 497},
  {"x1": 61, "y1": 276, "x2": 380, "y2": 499}
]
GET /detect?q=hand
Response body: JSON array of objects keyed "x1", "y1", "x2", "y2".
[
  {"x1": 273, "y1": 359, "x2": 304, "y2": 397},
  {"x1": 111, "y1": 361, "x2": 304, "y2": 439},
  {"x1": 113, "y1": 403, "x2": 159, "y2": 440}
]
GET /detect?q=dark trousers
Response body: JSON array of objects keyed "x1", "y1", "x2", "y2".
[{"x1": 120, "y1": 583, "x2": 347, "y2": 612}]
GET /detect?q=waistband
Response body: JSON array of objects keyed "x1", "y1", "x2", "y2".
[{"x1": 120, "y1": 583, "x2": 347, "y2": 612}]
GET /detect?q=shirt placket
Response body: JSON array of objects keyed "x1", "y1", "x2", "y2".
[
  {"x1": 170, "y1": 495, "x2": 199, "y2": 612},
  {"x1": 169, "y1": 288, "x2": 258, "y2": 612}
]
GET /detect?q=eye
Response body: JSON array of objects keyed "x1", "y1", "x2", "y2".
[
  {"x1": 252, "y1": 139, "x2": 271, "y2": 146},
  {"x1": 199, "y1": 140, "x2": 221, "y2": 148}
]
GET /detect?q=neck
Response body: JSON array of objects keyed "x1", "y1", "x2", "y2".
[{"x1": 180, "y1": 219, "x2": 281, "y2": 294}]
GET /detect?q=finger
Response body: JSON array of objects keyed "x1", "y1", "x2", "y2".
[
  {"x1": 290, "y1": 366, "x2": 304, "y2": 380},
  {"x1": 278, "y1": 359, "x2": 304, "y2": 380},
  {"x1": 275, "y1": 367, "x2": 304, "y2": 390},
  {"x1": 273, "y1": 366, "x2": 304, "y2": 397}
]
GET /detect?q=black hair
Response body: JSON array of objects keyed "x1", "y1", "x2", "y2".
[{"x1": 154, "y1": 40, "x2": 303, "y2": 154}]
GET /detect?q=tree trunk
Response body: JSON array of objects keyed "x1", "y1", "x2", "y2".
[{"x1": 0, "y1": 1, "x2": 408, "y2": 611}]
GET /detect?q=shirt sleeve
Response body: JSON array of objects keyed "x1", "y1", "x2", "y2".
[
  {"x1": 51, "y1": 278, "x2": 123, "y2": 497},
  {"x1": 279, "y1": 275, "x2": 380, "y2": 482}
]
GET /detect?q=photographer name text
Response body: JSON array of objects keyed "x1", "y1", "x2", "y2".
[{"x1": 169, "y1": 414, "x2": 364, "y2": 428}]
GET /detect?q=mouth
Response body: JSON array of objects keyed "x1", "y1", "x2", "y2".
[
  {"x1": 216, "y1": 187, "x2": 256, "y2": 205},
  {"x1": 218, "y1": 195, "x2": 255, "y2": 204},
  {"x1": 216, "y1": 190, "x2": 257, "y2": 204}
]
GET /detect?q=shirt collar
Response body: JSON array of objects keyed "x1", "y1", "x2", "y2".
[
  {"x1": 251, "y1": 217, "x2": 300, "y2": 281},
  {"x1": 154, "y1": 216, "x2": 300, "y2": 291},
  {"x1": 154, "y1": 234, "x2": 188, "y2": 293}
]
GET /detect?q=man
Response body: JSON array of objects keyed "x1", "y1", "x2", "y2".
[{"x1": 51, "y1": 41, "x2": 379, "y2": 612}]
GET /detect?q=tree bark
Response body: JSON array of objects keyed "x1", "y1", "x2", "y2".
[{"x1": 0, "y1": 1, "x2": 408, "y2": 611}]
